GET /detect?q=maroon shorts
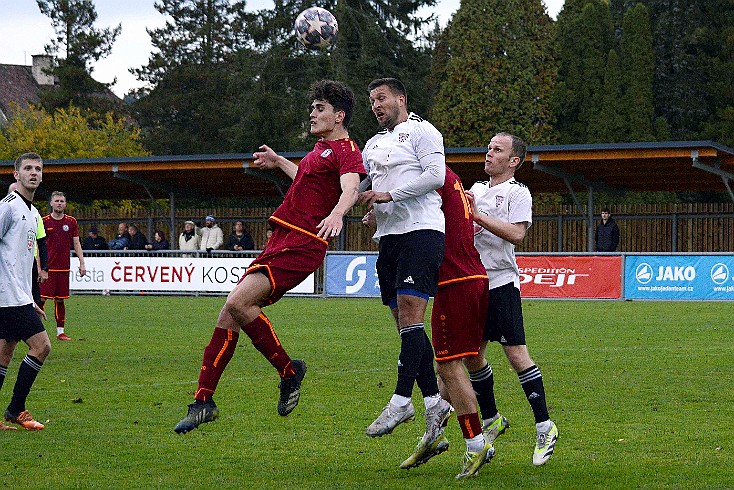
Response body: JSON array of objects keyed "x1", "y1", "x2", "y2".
[
  {"x1": 240, "y1": 225, "x2": 326, "y2": 305},
  {"x1": 431, "y1": 277, "x2": 488, "y2": 363},
  {"x1": 40, "y1": 270, "x2": 70, "y2": 299}
]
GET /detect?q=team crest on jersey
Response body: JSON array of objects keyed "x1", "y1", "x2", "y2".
[
  {"x1": 495, "y1": 196, "x2": 504, "y2": 207},
  {"x1": 63, "y1": 224, "x2": 70, "y2": 231},
  {"x1": 398, "y1": 133, "x2": 409, "y2": 143},
  {"x1": 320, "y1": 149, "x2": 333, "y2": 158}
]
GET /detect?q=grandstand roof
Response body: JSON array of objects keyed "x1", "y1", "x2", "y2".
[{"x1": 2, "y1": 140, "x2": 733, "y2": 202}]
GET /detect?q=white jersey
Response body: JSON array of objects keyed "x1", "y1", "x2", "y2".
[
  {"x1": 0, "y1": 191, "x2": 40, "y2": 307},
  {"x1": 470, "y1": 178, "x2": 532, "y2": 289},
  {"x1": 362, "y1": 113, "x2": 446, "y2": 239}
]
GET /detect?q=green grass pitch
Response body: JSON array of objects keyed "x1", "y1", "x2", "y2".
[{"x1": 0, "y1": 296, "x2": 732, "y2": 489}]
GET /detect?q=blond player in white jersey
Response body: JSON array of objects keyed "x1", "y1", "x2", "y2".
[
  {"x1": 0, "y1": 152, "x2": 50, "y2": 431},
  {"x1": 358, "y1": 78, "x2": 452, "y2": 464},
  {"x1": 465, "y1": 132, "x2": 558, "y2": 466}
]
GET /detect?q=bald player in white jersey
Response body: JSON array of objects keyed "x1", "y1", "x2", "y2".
[
  {"x1": 0, "y1": 152, "x2": 50, "y2": 431},
  {"x1": 358, "y1": 77, "x2": 452, "y2": 464},
  {"x1": 465, "y1": 132, "x2": 558, "y2": 466}
]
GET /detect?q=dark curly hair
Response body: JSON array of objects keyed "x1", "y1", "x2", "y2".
[{"x1": 309, "y1": 80, "x2": 356, "y2": 128}]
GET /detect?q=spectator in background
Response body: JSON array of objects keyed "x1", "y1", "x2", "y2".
[
  {"x1": 145, "y1": 230, "x2": 170, "y2": 251},
  {"x1": 261, "y1": 225, "x2": 273, "y2": 250},
  {"x1": 179, "y1": 221, "x2": 200, "y2": 257},
  {"x1": 200, "y1": 215, "x2": 223, "y2": 253},
  {"x1": 595, "y1": 208, "x2": 620, "y2": 252},
  {"x1": 82, "y1": 226, "x2": 108, "y2": 251},
  {"x1": 127, "y1": 224, "x2": 149, "y2": 250},
  {"x1": 109, "y1": 222, "x2": 131, "y2": 250},
  {"x1": 226, "y1": 220, "x2": 255, "y2": 251}
]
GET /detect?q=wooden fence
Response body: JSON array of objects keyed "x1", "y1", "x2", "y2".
[{"x1": 71, "y1": 202, "x2": 734, "y2": 253}]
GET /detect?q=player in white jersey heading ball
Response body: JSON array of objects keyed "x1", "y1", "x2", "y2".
[
  {"x1": 465, "y1": 132, "x2": 558, "y2": 466},
  {"x1": 358, "y1": 78, "x2": 452, "y2": 462},
  {"x1": 0, "y1": 152, "x2": 50, "y2": 431}
]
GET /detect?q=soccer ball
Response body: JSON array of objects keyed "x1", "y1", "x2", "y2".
[{"x1": 294, "y1": 7, "x2": 338, "y2": 50}]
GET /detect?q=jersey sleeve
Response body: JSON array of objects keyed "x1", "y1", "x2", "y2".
[
  {"x1": 70, "y1": 216, "x2": 80, "y2": 237},
  {"x1": 508, "y1": 186, "x2": 533, "y2": 227},
  {"x1": 336, "y1": 139, "x2": 365, "y2": 176},
  {"x1": 36, "y1": 217, "x2": 46, "y2": 239},
  {"x1": 0, "y1": 204, "x2": 12, "y2": 238},
  {"x1": 412, "y1": 121, "x2": 445, "y2": 161}
]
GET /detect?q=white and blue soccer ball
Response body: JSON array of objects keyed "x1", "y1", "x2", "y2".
[{"x1": 294, "y1": 7, "x2": 338, "y2": 50}]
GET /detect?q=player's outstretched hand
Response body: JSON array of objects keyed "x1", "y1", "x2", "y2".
[
  {"x1": 253, "y1": 145, "x2": 279, "y2": 170},
  {"x1": 357, "y1": 190, "x2": 392, "y2": 208},
  {"x1": 316, "y1": 212, "x2": 343, "y2": 239}
]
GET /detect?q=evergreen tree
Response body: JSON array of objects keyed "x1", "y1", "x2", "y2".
[
  {"x1": 131, "y1": 0, "x2": 248, "y2": 154},
  {"x1": 587, "y1": 49, "x2": 624, "y2": 142},
  {"x1": 644, "y1": 0, "x2": 709, "y2": 140},
  {"x1": 430, "y1": 0, "x2": 556, "y2": 147},
  {"x1": 553, "y1": 0, "x2": 612, "y2": 143},
  {"x1": 36, "y1": 0, "x2": 122, "y2": 112},
  {"x1": 620, "y1": 3, "x2": 654, "y2": 141}
]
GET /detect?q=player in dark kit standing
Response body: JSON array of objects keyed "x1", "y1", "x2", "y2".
[
  {"x1": 40, "y1": 191, "x2": 86, "y2": 341},
  {"x1": 175, "y1": 80, "x2": 365, "y2": 433}
]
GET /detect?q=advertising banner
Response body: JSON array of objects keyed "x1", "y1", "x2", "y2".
[
  {"x1": 70, "y1": 256, "x2": 315, "y2": 294},
  {"x1": 518, "y1": 256, "x2": 622, "y2": 299},
  {"x1": 624, "y1": 255, "x2": 734, "y2": 300},
  {"x1": 325, "y1": 254, "x2": 380, "y2": 297}
]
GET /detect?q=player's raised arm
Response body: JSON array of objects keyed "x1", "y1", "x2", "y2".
[{"x1": 253, "y1": 145, "x2": 298, "y2": 180}]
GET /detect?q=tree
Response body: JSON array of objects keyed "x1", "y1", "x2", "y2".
[
  {"x1": 430, "y1": 0, "x2": 556, "y2": 147},
  {"x1": 553, "y1": 0, "x2": 613, "y2": 143},
  {"x1": 587, "y1": 49, "x2": 625, "y2": 143},
  {"x1": 131, "y1": 0, "x2": 248, "y2": 154},
  {"x1": 620, "y1": 3, "x2": 654, "y2": 141},
  {"x1": 36, "y1": 0, "x2": 121, "y2": 112},
  {"x1": 0, "y1": 104, "x2": 148, "y2": 160}
]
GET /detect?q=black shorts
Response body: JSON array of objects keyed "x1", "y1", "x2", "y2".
[
  {"x1": 0, "y1": 304, "x2": 46, "y2": 342},
  {"x1": 376, "y1": 229, "x2": 444, "y2": 306},
  {"x1": 484, "y1": 282, "x2": 526, "y2": 345}
]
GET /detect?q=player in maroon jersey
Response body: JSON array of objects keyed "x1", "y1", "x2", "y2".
[
  {"x1": 175, "y1": 80, "x2": 365, "y2": 434},
  {"x1": 40, "y1": 191, "x2": 86, "y2": 341},
  {"x1": 362, "y1": 167, "x2": 493, "y2": 477}
]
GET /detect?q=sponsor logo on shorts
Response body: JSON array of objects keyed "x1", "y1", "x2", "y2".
[{"x1": 403, "y1": 275, "x2": 414, "y2": 284}]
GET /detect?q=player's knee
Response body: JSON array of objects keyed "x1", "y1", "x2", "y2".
[
  {"x1": 30, "y1": 340, "x2": 51, "y2": 362},
  {"x1": 463, "y1": 355, "x2": 485, "y2": 373}
]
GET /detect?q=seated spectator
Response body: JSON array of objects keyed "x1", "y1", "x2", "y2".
[
  {"x1": 109, "y1": 222, "x2": 131, "y2": 250},
  {"x1": 226, "y1": 220, "x2": 255, "y2": 251},
  {"x1": 145, "y1": 230, "x2": 170, "y2": 251},
  {"x1": 127, "y1": 224, "x2": 149, "y2": 250},
  {"x1": 179, "y1": 220, "x2": 201, "y2": 257},
  {"x1": 82, "y1": 226, "x2": 108, "y2": 250},
  {"x1": 200, "y1": 215, "x2": 224, "y2": 252}
]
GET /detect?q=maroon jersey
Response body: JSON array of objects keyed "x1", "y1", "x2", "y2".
[
  {"x1": 43, "y1": 214, "x2": 78, "y2": 272},
  {"x1": 270, "y1": 138, "x2": 364, "y2": 241},
  {"x1": 436, "y1": 167, "x2": 487, "y2": 286}
]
